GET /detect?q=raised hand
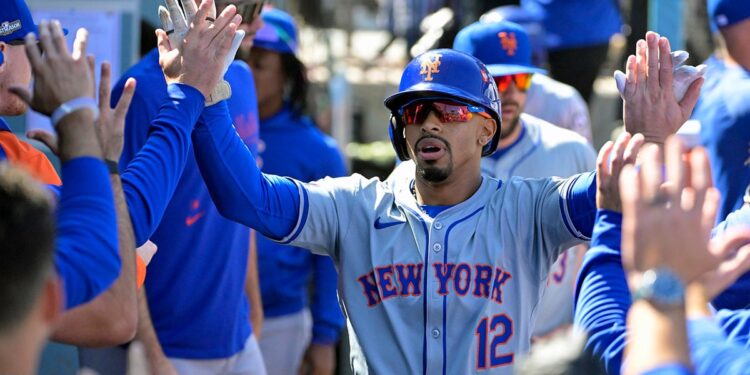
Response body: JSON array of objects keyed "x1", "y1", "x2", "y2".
[
  {"x1": 9, "y1": 22, "x2": 94, "y2": 117},
  {"x1": 620, "y1": 32, "x2": 704, "y2": 145},
  {"x1": 595, "y1": 132, "x2": 645, "y2": 212},
  {"x1": 620, "y1": 136, "x2": 722, "y2": 285},
  {"x1": 615, "y1": 50, "x2": 706, "y2": 103},
  {"x1": 158, "y1": 0, "x2": 245, "y2": 104}
]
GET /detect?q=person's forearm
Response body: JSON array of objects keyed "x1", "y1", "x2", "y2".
[
  {"x1": 564, "y1": 172, "x2": 598, "y2": 240},
  {"x1": 121, "y1": 83, "x2": 204, "y2": 246},
  {"x1": 51, "y1": 175, "x2": 138, "y2": 346},
  {"x1": 192, "y1": 101, "x2": 300, "y2": 239},
  {"x1": 136, "y1": 288, "x2": 175, "y2": 374},
  {"x1": 246, "y1": 230, "x2": 263, "y2": 337},
  {"x1": 55, "y1": 157, "x2": 119, "y2": 309},
  {"x1": 625, "y1": 301, "x2": 690, "y2": 375}
]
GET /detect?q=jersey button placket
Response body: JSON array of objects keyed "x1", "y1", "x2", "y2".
[
  {"x1": 432, "y1": 243, "x2": 442, "y2": 253},
  {"x1": 431, "y1": 328, "x2": 440, "y2": 339}
]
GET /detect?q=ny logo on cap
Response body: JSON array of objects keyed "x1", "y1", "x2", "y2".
[
  {"x1": 419, "y1": 54, "x2": 442, "y2": 81},
  {"x1": 498, "y1": 32, "x2": 517, "y2": 56}
]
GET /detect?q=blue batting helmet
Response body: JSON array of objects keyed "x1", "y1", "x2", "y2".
[{"x1": 384, "y1": 49, "x2": 502, "y2": 161}]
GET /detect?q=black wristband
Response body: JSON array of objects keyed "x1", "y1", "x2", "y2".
[{"x1": 105, "y1": 159, "x2": 120, "y2": 175}]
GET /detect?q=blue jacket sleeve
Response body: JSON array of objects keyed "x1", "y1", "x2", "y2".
[
  {"x1": 115, "y1": 83, "x2": 205, "y2": 246},
  {"x1": 192, "y1": 100, "x2": 301, "y2": 239},
  {"x1": 713, "y1": 309, "x2": 750, "y2": 348},
  {"x1": 688, "y1": 317, "x2": 750, "y2": 375},
  {"x1": 573, "y1": 209, "x2": 629, "y2": 375},
  {"x1": 310, "y1": 144, "x2": 347, "y2": 344},
  {"x1": 55, "y1": 157, "x2": 120, "y2": 309}
]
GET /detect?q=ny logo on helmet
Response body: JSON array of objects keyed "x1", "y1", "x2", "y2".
[
  {"x1": 498, "y1": 32, "x2": 517, "y2": 56},
  {"x1": 419, "y1": 54, "x2": 442, "y2": 82}
]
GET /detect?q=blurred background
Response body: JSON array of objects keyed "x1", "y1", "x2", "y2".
[{"x1": 6, "y1": 1, "x2": 714, "y2": 373}]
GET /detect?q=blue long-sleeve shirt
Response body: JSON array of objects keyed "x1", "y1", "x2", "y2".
[
  {"x1": 256, "y1": 105, "x2": 345, "y2": 344},
  {"x1": 114, "y1": 51, "x2": 260, "y2": 359},
  {"x1": 55, "y1": 157, "x2": 119, "y2": 309},
  {"x1": 574, "y1": 209, "x2": 750, "y2": 375}
]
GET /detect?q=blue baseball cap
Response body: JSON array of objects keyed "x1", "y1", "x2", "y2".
[
  {"x1": 253, "y1": 7, "x2": 298, "y2": 55},
  {"x1": 0, "y1": 0, "x2": 37, "y2": 44},
  {"x1": 708, "y1": 0, "x2": 750, "y2": 31},
  {"x1": 453, "y1": 20, "x2": 546, "y2": 77}
]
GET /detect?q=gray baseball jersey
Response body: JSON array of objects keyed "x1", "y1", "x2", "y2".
[
  {"x1": 525, "y1": 74, "x2": 593, "y2": 144},
  {"x1": 389, "y1": 114, "x2": 597, "y2": 338},
  {"x1": 282, "y1": 172, "x2": 590, "y2": 374}
]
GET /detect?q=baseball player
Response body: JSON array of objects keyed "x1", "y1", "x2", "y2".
[
  {"x1": 480, "y1": 5, "x2": 593, "y2": 143},
  {"x1": 187, "y1": 47, "x2": 621, "y2": 374},
  {"x1": 388, "y1": 21, "x2": 596, "y2": 339},
  {"x1": 245, "y1": 8, "x2": 345, "y2": 375}
]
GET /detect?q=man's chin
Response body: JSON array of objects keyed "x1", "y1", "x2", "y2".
[{"x1": 415, "y1": 162, "x2": 451, "y2": 183}]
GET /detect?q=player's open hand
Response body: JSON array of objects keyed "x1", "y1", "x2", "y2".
[
  {"x1": 156, "y1": 0, "x2": 241, "y2": 98},
  {"x1": 620, "y1": 136, "x2": 721, "y2": 286},
  {"x1": 94, "y1": 61, "x2": 136, "y2": 162},
  {"x1": 9, "y1": 22, "x2": 94, "y2": 117},
  {"x1": 621, "y1": 32, "x2": 703, "y2": 145},
  {"x1": 596, "y1": 132, "x2": 644, "y2": 212}
]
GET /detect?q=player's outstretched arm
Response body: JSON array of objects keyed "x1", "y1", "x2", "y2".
[
  {"x1": 10, "y1": 22, "x2": 120, "y2": 309},
  {"x1": 192, "y1": 100, "x2": 302, "y2": 240}
]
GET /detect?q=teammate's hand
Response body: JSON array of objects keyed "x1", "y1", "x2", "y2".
[
  {"x1": 158, "y1": 0, "x2": 245, "y2": 104},
  {"x1": 615, "y1": 50, "x2": 706, "y2": 103},
  {"x1": 298, "y1": 344, "x2": 336, "y2": 375},
  {"x1": 26, "y1": 60, "x2": 136, "y2": 162},
  {"x1": 9, "y1": 22, "x2": 94, "y2": 117},
  {"x1": 596, "y1": 132, "x2": 644, "y2": 212},
  {"x1": 156, "y1": 0, "x2": 242, "y2": 99},
  {"x1": 697, "y1": 227, "x2": 750, "y2": 301},
  {"x1": 620, "y1": 32, "x2": 704, "y2": 145},
  {"x1": 94, "y1": 61, "x2": 136, "y2": 162},
  {"x1": 619, "y1": 136, "x2": 723, "y2": 286}
]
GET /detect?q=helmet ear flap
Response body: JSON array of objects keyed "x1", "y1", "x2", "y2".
[{"x1": 389, "y1": 114, "x2": 410, "y2": 161}]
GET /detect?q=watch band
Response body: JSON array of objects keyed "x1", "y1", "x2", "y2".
[{"x1": 50, "y1": 97, "x2": 99, "y2": 127}]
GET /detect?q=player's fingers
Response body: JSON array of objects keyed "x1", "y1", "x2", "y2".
[
  {"x1": 658, "y1": 37, "x2": 674, "y2": 92},
  {"x1": 26, "y1": 130, "x2": 59, "y2": 155},
  {"x1": 86, "y1": 55, "x2": 97, "y2": 97},
  {"x1": 158, "y1": 6, "x2": 175, "y2": 35},
  {"x1": 99, "y1": 62, "x2": 112, "y2": 112},
  {"x1": 207, "y1": 4, "x2": 238, "y2": 42},
  {"x1": 702, "y1": 187, "x2": 721, "y2": 235},
  {"x1": 596, "y1": 140, "x2": 614, "y2": 179},
  {"x1": 689, "y1": 147, "x2": 712, "y2": 211},
  {"x1": 664, "y1": 136, "x2": 686, "y2": 202},
  {"x1": 156, "y1": 29, "x2": 172, "y2": 56},
  {"x1": 622, "y1": 133, "x2": 645, "y2": 165},
  {"x1": 190, "y1": 0, "x2": 212, "y2": 30},
  {"x1": 23, "y1": 32, "x2": 44, "y2": 70},
  {"x1": 679, "y1": 77, "x2": 704, "y2": 118},
  {"x1": 113, "y1": 78, "x2": 137, "y2": 123},
  {"x1": 610, "y1": 131, "x2": 631, "y2": 177},
  {"x1": 72, "y1": 28, "x2": 89, "y2": 62},
  {"x1": 624, "y1": 55, "x2": 637, "y2": 97},
  {"x1": 211, "y1": 14, "x2": 240, "y2": 51},
  {"x1": 182, "y1": 0, "x2": 200, "y2": 22},
  {"x1": 645, "y1": 32, "x2": 659, "y2": 91},
  {"x1": 37, "y1": 21, "x2": 58, "y2": 59},
  {"x1": 51, "y1": 21, "x2": 69, "y2": 57},
  {"x1": 620, "y1": 164, "x2": 641, "y2": 214},
  {"x1": 635, "y1": 39, "x2": 647, "y2": 89},
  {"x1": 711, "y1": 227, "x2": 750, "y2": 259},
  {"x1": 166, "y1": 0, "x2": 188, "y2": 36},
  {"x1": 640, "y1": 144, "x2": 664, "y2": 206}
]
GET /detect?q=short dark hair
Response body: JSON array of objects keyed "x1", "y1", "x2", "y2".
[{"x1": 0, "y1": 163, "x2": 55, "y2": 333}]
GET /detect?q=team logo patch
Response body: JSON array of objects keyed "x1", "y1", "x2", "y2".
[
  {"x1": 498, "y1": 32, "x2": 517, "y2": 56},
  {"x1": 419, "y1": 54, "x2": 442, "y2": 82},
  {"x1": 0, "y1": 20, "x2": 22, "y2": 37}
]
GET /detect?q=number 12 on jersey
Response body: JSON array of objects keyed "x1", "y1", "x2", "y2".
[{"x1": 475, "y1": 314, "x2": 514, "y2": 370}]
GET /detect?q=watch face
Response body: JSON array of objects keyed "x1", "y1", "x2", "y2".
[{"x1": 650, "y1": 268, "x2": 685, "y2": 306}]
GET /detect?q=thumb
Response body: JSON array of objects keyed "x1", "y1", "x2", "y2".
[
  {"x1": 26, "y1": 130, "x2": 59, "y2": 155},
  {"x1": 156, "y1": 29, "x2": 172, "y2": 56}
]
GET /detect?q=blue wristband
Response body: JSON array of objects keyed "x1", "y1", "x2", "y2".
[{"x1": 51, "y1": 97, "x2": 99, "y2": 127}]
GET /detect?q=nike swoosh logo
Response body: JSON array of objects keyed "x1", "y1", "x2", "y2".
[
  {"x1": 185, "y1": 212, "x2": 205, "y2": 227},
  {"x1": 374, "y1": 217, "x2": 406, "y2": 230}
]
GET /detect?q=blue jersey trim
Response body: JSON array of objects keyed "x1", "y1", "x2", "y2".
[
  {"x1": 559, "y1": 174, "x2": 591, "y2": 240},
  {"x1": 442, "y1": 207, "x2": 484, "y2": 375},
  {"x1": 277, "y1": 179, "x2": 309, "y2": 244},
  {"x1": 491, "y1": 124, "x2": 526, "y2": 160}
]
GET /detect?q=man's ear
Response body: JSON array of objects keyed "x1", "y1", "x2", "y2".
[
  {"x1": 480, "y1": 118, "x2": 497, "y2": 146},
  {"x1": 0, "y1": 42, "x2": 6, "y2": 68},
  {"x1": 40, "y1": 274, "x2": 63, "y2": 326}
]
